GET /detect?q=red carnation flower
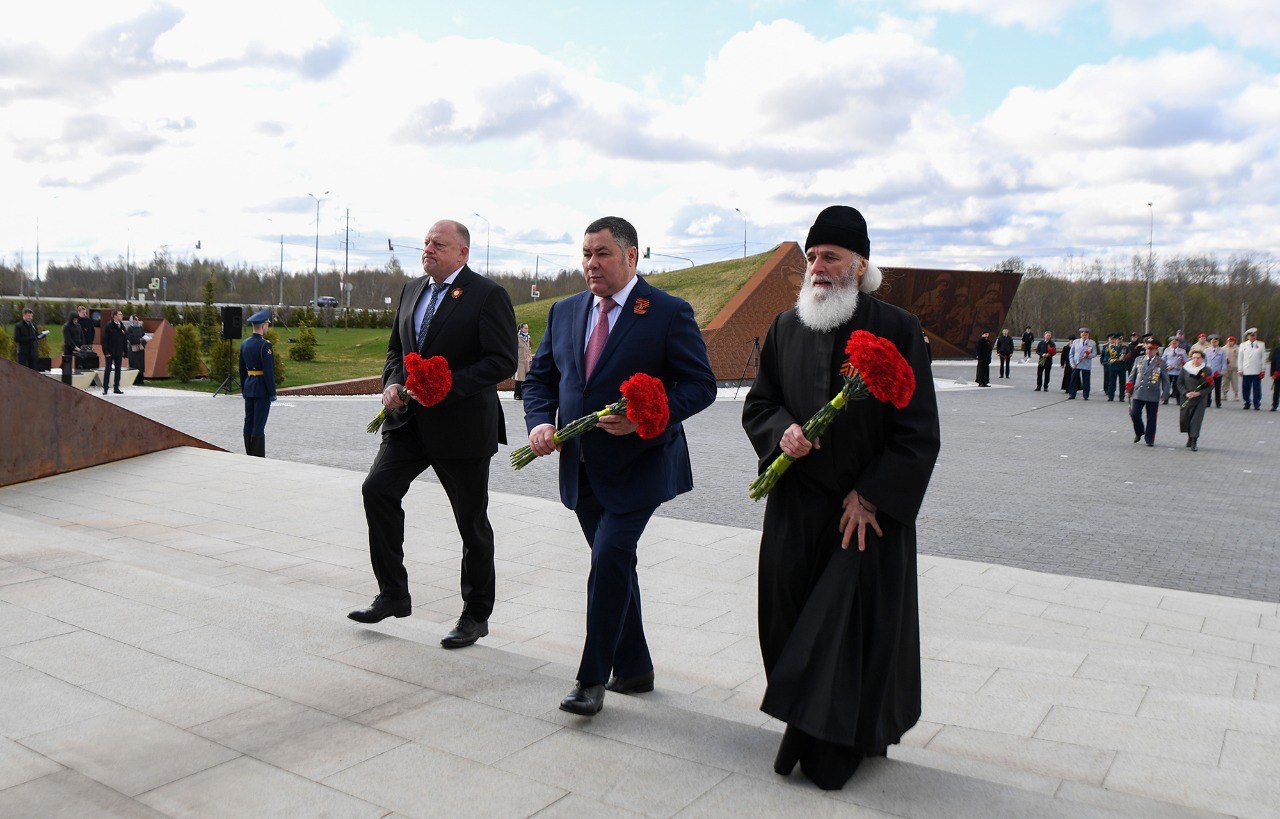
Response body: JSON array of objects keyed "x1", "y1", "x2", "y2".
[
  {"x1": 1273, "y1": 370, "x2": 1280, "y2": 379},
  {"x1": 405, "y1": 353, "x2": 451, "y2": 407},
  {"x1": 620, "y1": 373, "x2": 670, "y2": 439},
  {"x1": 1125, "y1": 382, "x2": 1134, "y2": 391},
  {"x1": 366, "y1": 353, "x2": 452, "y2": 433},
  {"x1": 844, "y1": 330, "x2": 915, "y2": 409}
]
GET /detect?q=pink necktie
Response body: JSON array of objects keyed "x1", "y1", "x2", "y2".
[{"x1": 584, "y1": 296, "x2": 616, "y2": 379}]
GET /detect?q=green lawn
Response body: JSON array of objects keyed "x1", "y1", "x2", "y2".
[{"x1": 157, "y1": 327, "x2": 392, "y2": 392}]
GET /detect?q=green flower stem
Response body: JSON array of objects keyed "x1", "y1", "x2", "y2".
[
  {"x1": 366, "y1": 386, "x2": 411, "y2": 434},
  {"x1": 749, "y1": 376, "x2": 861, "y2": 501},
  {"x1": 510, "y1": 397, "x2": 628, "y2": 470}
]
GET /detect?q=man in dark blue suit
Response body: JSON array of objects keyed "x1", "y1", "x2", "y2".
[
  {"x1": 238, "y1": 309, "x2": 276, "y2": 457},
  {"x1": 524, "y1": 216, "x2": 717, "y2": 717}
]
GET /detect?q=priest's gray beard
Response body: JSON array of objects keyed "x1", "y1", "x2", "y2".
[{"x1": 796, "y1": 272, "x2": 860, "y2": 332}]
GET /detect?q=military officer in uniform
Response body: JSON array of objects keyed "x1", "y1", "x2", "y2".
[
  {"x1": 1100, "y1": 332, "x2": 1128, "y2": 402},
  {"x1": 238, "y1": 309, "x2": 276, "y2": 457}
]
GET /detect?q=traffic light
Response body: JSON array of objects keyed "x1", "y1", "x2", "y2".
[
  {"x1": 388, "y1": 239, "x2": 394, "y2": 251},
  {"x1": 644, "y1": 247, "x2": 650, "y2": 259}
]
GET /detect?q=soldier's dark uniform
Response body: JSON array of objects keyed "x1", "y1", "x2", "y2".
[
  {"x1": 238, "y1": 309, "x2": 276, "y2": 457},
  {"x1": 1100, "y1": 333, "x2": 1128, "y2": 402}
]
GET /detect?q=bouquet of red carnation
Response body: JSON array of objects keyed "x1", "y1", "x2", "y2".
[
  {"x1": 749, "y1": 330, "x2": 915, "y2": 501},
  {"x1": 510, "y1": 372, "x2": 669, "y2": 470},
  {"x1": 366, "y1": 353, "x2": 452, "y2": 433}
]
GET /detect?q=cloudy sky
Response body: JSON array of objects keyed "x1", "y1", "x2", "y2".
[{"x1": 4, "y1": 0, "x2": 1278, "y2": 281}]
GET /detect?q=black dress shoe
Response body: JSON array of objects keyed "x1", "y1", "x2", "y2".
[
  {"x1": 1134, "y1": 434, "x2": 1142, "y2": 443},
  {"x1": 440, "y1": 614, "x2": 488, "y2": 648},
  {"x1": 559, "y1": 683, "x2": 605, "y2": 716},
  {"x1": 605, "y1": 669, "x2": 655, "y2": 695},
  {"x1": 1146, "y1": 440, "x2": 1154, "y2": 447},
  {"x1": 113, "y1": 389, "x2": 124, "y2": 394},
  {"x1": 348, "y1": 594, "x2": 411, "y2": 623}
]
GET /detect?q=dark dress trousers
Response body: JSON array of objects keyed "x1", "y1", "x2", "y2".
[
  {"x1": 523, "y1": 276, "x2": 716, "y2": 685},
  {"x1": 362, "y1": 266, "x2": 517, "y2": 620},
  {"x1": 995, "y1": 334, "x2": 1014, "y2": 377},
  {"x1": 1034, "y1": 339, "x2": 1056, "y2": 390}
]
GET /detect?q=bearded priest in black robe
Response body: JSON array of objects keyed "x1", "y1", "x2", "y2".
[{"x1": 742, "y1": 206, "x2": 940, "y2": 790}]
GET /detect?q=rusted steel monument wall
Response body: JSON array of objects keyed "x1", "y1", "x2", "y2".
[
  {"x1": 0, "y1": 359, "x2": 222, "y2": 488},
  {"x1": 701, "y1": 242, "x2": 1021, "y2": 376}
]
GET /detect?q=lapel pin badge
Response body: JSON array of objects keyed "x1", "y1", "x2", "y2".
[
  {"x1": 450, "y1": 287, "x2": 463, "y2": 299},
  {"x1": 633, "y1": 297, "x2": 650, "y2": 315}
]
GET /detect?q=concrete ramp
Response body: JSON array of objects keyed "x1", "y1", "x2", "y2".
[{"x1": 0, "y1": 359, "x2": 221, "y2": 488}]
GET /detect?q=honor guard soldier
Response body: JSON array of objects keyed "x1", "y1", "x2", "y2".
[{"x1": 239, "y1": 309, "x2": 277, "y2": 457}]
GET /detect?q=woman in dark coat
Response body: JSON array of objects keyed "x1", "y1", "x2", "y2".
[
  {"x1": 62, "y1": 312, "x2": 83, "y2": 357},
  {"x1": 1177, "y1": 349, "x2": 1212, "y2": 451},
  {"x1": 1060, "y1": 334, "x2": 1076, "y2": 391}
]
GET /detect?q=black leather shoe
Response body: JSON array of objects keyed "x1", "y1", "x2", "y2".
[
  {"x1": 1146, "y1": 440, "x2": 1154, "y2": 447},
  {"x1": 113, "y1": 389, "x2": 124, "y2": 394},
  {"x1": 348, "y1": 594, "x2": 411, "y2": 623},
  {"x1": 1134, "y1": 434, "x2": 1142, "y2": 443},
  {"x1": 605, "y1": 669, "x2": 654, "y2": 695},
  {"x1": 440, "y1": 614, "x2": 488, "y2": 648},
  {"x1": 559, "y1": 683, "x2": 605, "y2": 716}
]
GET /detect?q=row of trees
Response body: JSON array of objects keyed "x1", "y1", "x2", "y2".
[
  {"x1": 1001, "y1": 254, "x2": 1278, "y2": 342},
  {"x1": 0, "y1": 253, "x2": 589, "y2": 312}
]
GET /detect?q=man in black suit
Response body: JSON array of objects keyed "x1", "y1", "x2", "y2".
[
  {"x1": 14, "y1": 308, "x2": 40, "y2": 370},
  {"x1": 350, "y1": 219, "x2": 517, "y2": 650},
  {"x1": 101, "y1": 310, "x2": 127, "y2": 395}
]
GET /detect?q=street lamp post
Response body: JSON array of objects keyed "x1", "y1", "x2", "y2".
[
  {"x1": 473, "y1": 212, "x2": 490, "y2": 274},
  {"x1": 308, "y1": 191, "x2": 330, "y2": 306},
  {"x1": 1144, "y1": 202, "x2": 1153, "y2": 335},
  {"x1": 734, "y1": 208, "x2": 747, "y2": 258}
]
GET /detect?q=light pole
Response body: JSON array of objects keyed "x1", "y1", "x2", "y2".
[
  {"x1": 734, "y1": 208, "x2": 747, "y2": 258},
  {"x1": 308, "y1": 190, "x2": 329, "y2": 306},
  {"x1": 473, "y1": 212, "x2": 490, "y2": 274},
  {"x1": 1143, "y1": 202, "x2": 1153, "y2": 334}
]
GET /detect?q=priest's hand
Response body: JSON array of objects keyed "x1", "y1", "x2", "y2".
[
  {"x1": 779, "y1": 423, "x2": 818, "y2": 458},
  {"x1": 840, "y1": 489, "x2": 882, "y2": 552}
]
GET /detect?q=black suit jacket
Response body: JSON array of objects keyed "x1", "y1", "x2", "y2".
[
  {"x1": 14, "y1": 320, "x2": 39, "y2": 354},
  {"x1": 102, "y1": 321, "x2": 127, "y2": 357},
  {"x1": 381, "y1": 265, "x2": 517, "y2": 459}
]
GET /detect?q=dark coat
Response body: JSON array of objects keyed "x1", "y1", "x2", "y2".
[
  {"x1": 976, "y1": 336, "x2": 993, "y2": 363},
  {"x1": 742, "y1": 296, "x2": 940, "y2": 752},
  {"x1": 995, "y1": 334, "x2": 1015, "y2": 356},
  {"x1": 238, "y1": 333, "x2": 277, "y2": 400},
  {"x1": 78, "y1": 315, "x2": 96, "y2": 347},
  {"x1": 380, "y1": 265, "x2": 517, "y2": 459},
  {"x1": 102, "y1": 320, "x2": 127, "y2": 357},
  {"x1": 523, "y1": 276, "x2": 717, "y2": 513},
  {"x1": 62, "y1": 320, "x2": 83, "y2": 355},
  {"x1": 14, "y1": 319, "x2": 39, "y2": 355}
]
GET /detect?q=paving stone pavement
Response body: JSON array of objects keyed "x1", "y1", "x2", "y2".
[
  {"x1": 2, "y1": 446, "x2": 1279, "y2": 817},
  {"x1": 103, "y1": 358, "x2": 1280, "y2": 602}
]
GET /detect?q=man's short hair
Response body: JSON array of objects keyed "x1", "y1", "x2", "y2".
[
  {"x1": 22, "y1": 307, "x2": 33, "y2": 315},
  {"x1": 78, "y1": 305, "x2": 87, "y2": 311},
  {"x1": 585, "y1": 216, "x2": 638, "y2": 253}
]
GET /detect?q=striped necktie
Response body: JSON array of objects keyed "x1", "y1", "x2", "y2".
[{"x1": 416, "y1": 282, "x2": 449, "y2": 352}]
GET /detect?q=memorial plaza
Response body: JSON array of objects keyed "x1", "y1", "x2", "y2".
[{"x1": 1, "y1": 360, "x2": 1277, "y2": 817}]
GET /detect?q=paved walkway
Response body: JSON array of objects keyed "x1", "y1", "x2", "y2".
[
  {"x1": 2, "y1": 448, "x2": 1278, "y2": 817},
  {"x1": 101, "y1": 364, "x2": 1280, "y2": 601}
]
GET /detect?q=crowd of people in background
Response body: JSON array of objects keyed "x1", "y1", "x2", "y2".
[{"x1": 982, "y1": 325, "x2": 1279, "y2": 450}]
